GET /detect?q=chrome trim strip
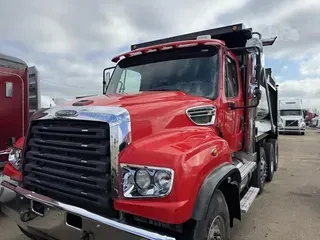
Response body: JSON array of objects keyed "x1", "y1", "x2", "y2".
[
  {"x1": 1, "y1": 181, "x2": 176, "y2": 240},
  {"x1": 30, "y1": 105, "x2": 132, "y2": 199},
  {"x1": 0, "y1": 150, "x2": 10, "y2": 156}
]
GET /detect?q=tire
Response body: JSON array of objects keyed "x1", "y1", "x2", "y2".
[
  {"x1": 192, "y1": 190, "x2": 230, "y2": 240},
  {"x1": 301, "y1": 132, "x2": 305, "y2": 135},
  {"x1": 18, "y1": 226, "x2": 45, "y2": 240},
  {"x1": 251, "y1": 147, "x2": 267, "y2": 194},
  {"x1": 268, "y1": 139, "x2": 279, "y2": 171},
  {"x1": 263, "y1": 142, "x2": 275, "y2": 182}
]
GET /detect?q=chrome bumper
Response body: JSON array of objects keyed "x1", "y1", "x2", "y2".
[
  {"x1": 0, "y1": 174, "x2": 18, "y2": 203},
  {"x1": 279, "y1": 127, "x2": 305, "y2": 132},
  {"x1": 1, "y1": 181, "x2": 175, "y2": 240}
]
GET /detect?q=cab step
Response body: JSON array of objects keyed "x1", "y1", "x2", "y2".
[
  {"x1": 239, "y1": 161, "x2": 256, "y2": 180},
  {"x1": 240, "y1": 187, "x2": 260, "y2": 213}
]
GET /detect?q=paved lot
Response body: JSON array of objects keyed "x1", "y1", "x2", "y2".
[
  {"x1": 232, "y1": 129, "x2": 320, "y2": 240},
  {"x1": 0, "y1": 129, "x2": 319, "y2": 240}
]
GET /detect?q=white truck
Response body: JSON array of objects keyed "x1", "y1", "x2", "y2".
[
  {"x1": 311, "y1": 116, "x2": 320, "y2": 129},
  {"x1": 278, "y1": 98, "x2": 306, "y2": 135}
]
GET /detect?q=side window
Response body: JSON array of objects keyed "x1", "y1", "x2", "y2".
[
  {"x1": 225, "y1": 57, "x2": 239, "y2": 98},
  {"x1": 117, "y1": 69, "x2": 142, "y2": 93}
]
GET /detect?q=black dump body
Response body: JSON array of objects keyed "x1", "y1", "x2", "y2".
[{"x1": 131, "y1": 23, "x2": 253, "y2": 50}]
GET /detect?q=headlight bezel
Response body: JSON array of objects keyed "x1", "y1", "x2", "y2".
[{"x1": 121, "y1": 164, "x2": 174, "y2": 199}]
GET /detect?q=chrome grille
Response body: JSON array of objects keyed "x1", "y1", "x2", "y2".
[
  {"x1": 22, "y1": 119, "x2": 115, "y2": 216},
  {"x1": 285, "y1": 120, "x2": 298, "y2": 127}
]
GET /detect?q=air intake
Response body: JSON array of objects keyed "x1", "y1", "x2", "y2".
[{"x1": 186, "y1": 106, "x2": 216, "y2": 126}]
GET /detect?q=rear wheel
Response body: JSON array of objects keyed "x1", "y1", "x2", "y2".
[
  {"x1": 192, "y1": 190, "x2": 230, "y2": 240},
  {"x1": 268, "y1": 139, "x2": 279, "y2": 171},
  {"x1": 263, "y1": 142, "x2": 275, "y2": 182},
  {"x1": 251, "y1": 147, "x2": 267, "y2": 194}
]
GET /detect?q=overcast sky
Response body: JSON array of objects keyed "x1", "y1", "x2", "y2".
[{"x1": 1, "y1": 0, "x2": 319, "y2": 110}]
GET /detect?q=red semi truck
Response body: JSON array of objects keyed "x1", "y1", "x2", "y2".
[
  {"x1": 0, "y1": 54, "x2": 29, "y2": 167},
  {"x1": 1, "y1": 24, "x2": 279, "y2": 240}
]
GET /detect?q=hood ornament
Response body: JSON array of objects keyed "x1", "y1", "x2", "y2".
[{"x1": 55, "y1": 109, "x2": 79, "y2": 117}]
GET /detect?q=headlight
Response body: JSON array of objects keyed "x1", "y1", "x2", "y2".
[
  {"x1": 121, "y1": 164, "x2": 174, "y2": 198},
  {"x1": 8, "y1": 148, "x2": 22, "y2": 171},
  {"x1": 135, "y1": 169, "x2": 151, "y2": 189},
  {"x1": 154, "y1": 171, "x2": 171, "y2": 193}
]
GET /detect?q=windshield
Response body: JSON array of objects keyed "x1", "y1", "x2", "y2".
[
  {"x1": 280, "y1": 110, "x2": 302, "y2": 116},
  {"x1": 106, "y1": 46, "x2": 219, "y2": 99}
]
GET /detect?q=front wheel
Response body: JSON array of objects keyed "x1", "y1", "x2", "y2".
[{"x1": 193, "y1": 190, "x2": 230, "y2": 240}]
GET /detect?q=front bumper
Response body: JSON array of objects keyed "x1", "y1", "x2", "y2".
[
  {"x1": 1, "y1": 181, "x2": 175, "y2": 240},
  {"x1": 279, "y1": 127, "x2": 305, "y2": 133},
  {"x1": 0, "y1": 174, "x2": 18, "y2": 203}
]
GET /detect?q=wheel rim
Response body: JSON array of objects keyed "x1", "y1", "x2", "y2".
[
  {"x1": 260, "y1": 156, "x2": 267, "y2": 185},
  {"x1": 208, "y1": 215, "x2": 225, "y2": 240}
]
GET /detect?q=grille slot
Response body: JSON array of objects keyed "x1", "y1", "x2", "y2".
[
  {"x1": 22, "y1": 119, "x2": 115, "y2": 216},
  {"x1": 285, "y1": 120, "x2": 298, "y2": 127},
  {"x1": 187, "y1": 106, "x2": 216, "y2": 125}
]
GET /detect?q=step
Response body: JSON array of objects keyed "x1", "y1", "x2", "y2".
[
  {"x1": 240, "y1": 187, "x2": 260, "y2": 213},
  {"x1": 239, "y1": 161, "x2": 256, "y2": 180}
]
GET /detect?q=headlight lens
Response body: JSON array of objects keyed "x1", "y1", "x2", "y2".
[
  {"x1": 122, "y1": 165, "x2": 174, "y2": 198},
  {"x1": 135, "y1": 169, "x2": 151, "y2": 189},
  {"x1": 8, "y1": 148, "x2": 22, "y2": 171},
  {"x1": 154, "y1": 171, "x2": 171, "y2": 193}
]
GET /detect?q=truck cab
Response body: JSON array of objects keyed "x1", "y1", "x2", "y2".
[
  {"x1": 278, "y1": 98, "x2": 306, "y2": 135},
  {"x1": 1, "y1": 24, "x2": 279, "y2": 240}
]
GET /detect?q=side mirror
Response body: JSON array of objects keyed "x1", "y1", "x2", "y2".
[{"x1": 103, "y1": 66, "x2": 115, "y2": 94}]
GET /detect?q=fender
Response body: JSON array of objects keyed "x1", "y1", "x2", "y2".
[
  {"x1": 116, "y1": 127, "x2": 237, "y2": 224},
  {"x1": 192, "y1": 163, "x2": 241, "y2": 221}
]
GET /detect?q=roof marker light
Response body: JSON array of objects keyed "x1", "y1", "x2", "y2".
[{"x1": 197, "y1": 35, "x2": 211, "y2": 40}]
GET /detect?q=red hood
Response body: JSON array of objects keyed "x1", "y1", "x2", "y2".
[{"x1": 66, "y1": 92, "x2": 215, "y2": 140}]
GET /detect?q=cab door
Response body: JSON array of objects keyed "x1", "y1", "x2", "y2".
[{"x1": 223, "y1": 55, "x2": 244, "y2": 151}]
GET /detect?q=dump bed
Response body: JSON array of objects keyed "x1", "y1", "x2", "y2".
[{"x1": 132, "y1": 23, "x2": 253, "y2": 50}]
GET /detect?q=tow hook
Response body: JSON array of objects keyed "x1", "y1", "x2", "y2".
[
  {"x1": 20, "y1": 209, "x2": 37, "y2": 222},
  {"x1": 80, "y1": 230, "x2": 94, "y2": 240}
]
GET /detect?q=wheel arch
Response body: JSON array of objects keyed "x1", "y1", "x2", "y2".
[{"x1": 191, "y1": 163, "x2": 242, "y2": 226}]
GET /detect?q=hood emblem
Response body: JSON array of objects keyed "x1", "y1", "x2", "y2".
[{"x1": 55, "y1": 109, "x2": 79, "y2": 117}]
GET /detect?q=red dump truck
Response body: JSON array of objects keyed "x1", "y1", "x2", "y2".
[
  {"x1": 0, "y1": 54, "x2": 29, "y2": 168},
  {"x1": 1, "y1": 24, "x2": 279, "y2": 240}
]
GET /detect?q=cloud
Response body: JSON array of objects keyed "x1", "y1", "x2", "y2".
[
  {"x1": 281, "y1": 66, "x2": 289, "y2": 73},
  {"x1": 278, "y1": 78, "x2": 320, "y2": 109},
  {"x1": 299, "y1": 53, "x2": 320, "y2": 76},
  {"x1": 0, "y1": 0, "x2": 320, "y2": 105}
]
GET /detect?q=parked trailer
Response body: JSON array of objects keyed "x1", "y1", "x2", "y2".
[
  {"x1": 278, "y1": 98, "x2": 306, "y2": 135},
  {"x1": 1, "y1": 23, "x2": 279, "y2": 240}
]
